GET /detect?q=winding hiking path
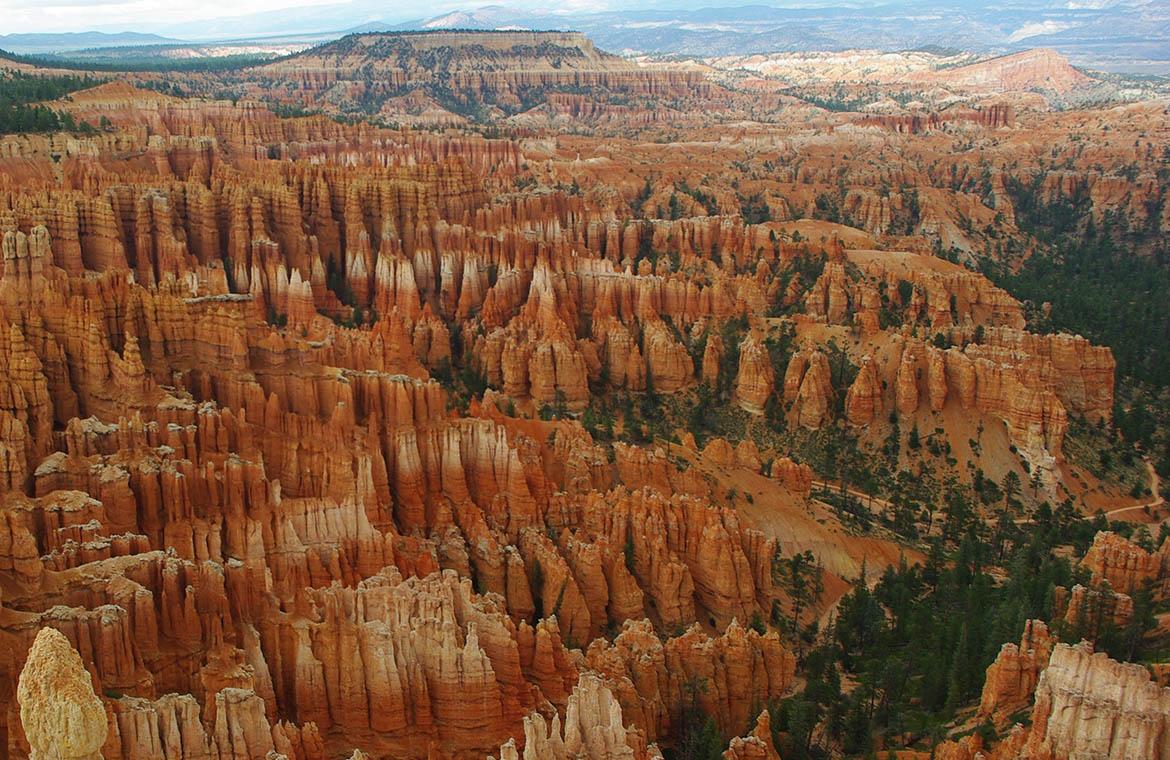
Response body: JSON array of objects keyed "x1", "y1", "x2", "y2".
[
  {"x1": 1012, "y1": 459, "x2": 1165, "y2": 526},
  {"x1": 809, "y1": 461, "x2": 1165, "y2": 527},
  {"x1": 1094, "y1": 460, "x2": 1164, "y2": 521}
]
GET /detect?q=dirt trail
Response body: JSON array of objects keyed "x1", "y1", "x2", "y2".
[
  {"x1": 1096, "y1": 460, "x2": 1164, "y2": 520},
  {"x1": 810, "y1": 460, "x2": 1166, "y2": 527},
  {"x1": 1015, "y1": 459, "x2": 1165, "y2": 525},
  {"x1": 808, "y1": 479, "x2": 896, "y2": 512}
]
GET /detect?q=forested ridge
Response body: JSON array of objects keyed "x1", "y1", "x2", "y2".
[
  {"x1": 0, "y1": 69, "x2": 99, "y2": 133},
  {"x1": 982, "y1": 172, "x2": 1170, "y2": 484},
  {"x1": 988, "y1": 175, "x2": 1170, "y2": 388}
]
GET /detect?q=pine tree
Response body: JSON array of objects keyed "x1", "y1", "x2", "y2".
[{"x1": 772, "y1": 549, "x2": 824, "y2": 657}]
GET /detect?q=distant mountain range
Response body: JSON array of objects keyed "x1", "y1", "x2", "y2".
[
  {"x1": 0, "y1": 32, "x2": 182, "y2": 54},
  {"x1": 6, "y1": 2, "x2": 1169, "y2": 75},
  {"x1": 360, "y1": 2, "x2": 1170, "y2": 74}
]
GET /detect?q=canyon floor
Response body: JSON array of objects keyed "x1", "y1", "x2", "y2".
[{"x1": 1, "y1": 30, "x2": 1169, "y2": 760}]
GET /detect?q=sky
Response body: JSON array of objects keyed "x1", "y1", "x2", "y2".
[
  {"x1": 9, "y1": 0, "x2": 593, "y2": 36},
  {"x1": 1, "y1": 0, "x2": 912, "y2": 37},
  {"x1": 2, "y1": 0, "x2": 1128, "y2": 39},
  {"x1": 6, "y1": 0, "x2": 349, "y2": 35}
]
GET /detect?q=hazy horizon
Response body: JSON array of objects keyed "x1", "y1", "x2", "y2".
[
  {"x1": 3, "y1": 0, "x2": 1165, "y2": 76},
  {"x1": 1, "y1": 0, "x2": 1140, "y2": 38},
  {"x1": 8, "y1": 0, "x2": 814, "y2": 37}
]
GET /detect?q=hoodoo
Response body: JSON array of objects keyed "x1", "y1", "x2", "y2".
[{"x1": 0, "y1": 8, "x2": 1166, "y2": 760}]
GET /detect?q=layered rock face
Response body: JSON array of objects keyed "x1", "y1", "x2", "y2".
[
  {"x1": 801, "y1": 250, "x2": 1114, "y2": 473},
  {"x1": 943, "y1": 626, "x2": 1170, "y2": 760},
  {"x1": 909, "y1": 48, "x2": 1091, "y2": 94},
  {"x1": 1082, "y1": 532, "x2": 1170, "y2": 596},
  {"x1": 1020, "y1": 643, "x2": 1170, "y2": 760},
  {"x1": 978, "y1": 619, "x2": 1054, "y2": 725},
  {"x1": 236, "y1": 32, "x2": 713, "y2": 127},
  {"x1": 856, "y1": 105, "x2": 1014, "y2": 134}
]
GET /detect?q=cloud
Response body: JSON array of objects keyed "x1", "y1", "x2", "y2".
[
  {"x1": 3, "y1": 0, "x2": 347, "y2": 34},
  {"x1": 1007, "y1": 20, "x2": 1079, "y2": 42}
]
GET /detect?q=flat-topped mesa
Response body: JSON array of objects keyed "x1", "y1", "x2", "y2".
[
  {"x1": 271, "y1": 30, "x2": 620, "y2": 72},
  {"x1": 250, "y1": 31, "x2": 710, "y2": 122}
]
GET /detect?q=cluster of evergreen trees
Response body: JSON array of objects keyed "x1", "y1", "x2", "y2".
[
  {"x1": 988, "y1": 171, "x2": 1170, "y2": 483},
  {"x1": 0, "y1": 71, "x2": 98, "y2": 134},
  {"x1": 771, "y1": 508, "x2": 1159, "y2": 759},
  {"x1": 987, "y1": 214, "x2": 1170, "y2": 389},
  {"x1": 1, "y1": 46, "x2": 269, "y2": 72}
]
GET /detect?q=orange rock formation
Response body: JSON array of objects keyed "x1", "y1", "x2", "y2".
[{"x1": 0, "y1": 38, "x2": 1141, "y2": 759}]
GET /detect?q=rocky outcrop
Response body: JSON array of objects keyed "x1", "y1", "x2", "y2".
[
  {"x1": 845, "y1": 354, "x2": 882, "y2": 426},
  {"x1": 841, "y1": 250, "x2": 1026, "y2": 330},
  {"x1": 1054, "y1": 583, "x2": 1134, "y2": 635},
  {"x1": 17, "y1": 627, "x2": 108, "y2": 760},
  {"x1": 723, "y1": 711, "x2": 781, "y2": 760},
  {"x1": 733, "y1": 334, "x2": 773, "y2": 414},
  {"x1": 786, "y1": 252, "x2": 1111, "y2": 469},
  {"x1": 584, "y1": 619, "x2": 795, "y2": 742},
  {"x1": 497, "y1": 673, "x2": 648, "y2": 760},
  {"x1": 1020, "y1": 643, "x2": 1170, "y2": 760},
  {"x1": 1082, "y1": 532, "x2": 1170, "y2": 596},
  {"x1": 856, "y1": 105, "x2": 1013, "y2": 134},
  {"x1": 641, "y1": 321, "x2": 693, "y2": 393},
  {"x1": 978, "y1": 620, "x2": 1054, "y2": 725},
  {"x1": 701, "y1": 334, "x2": 724, "y2": 387},
  {"x1": 804, "y1": 262, "x2": 852, "y2": 324},
  {"x1": 770, "y1": 457, "x2": 812, "y2": 497},
  {"x1": 910, "y1": 48, "x2": 1091, "y2": 94},
  {"x1": 784, "y1": 349, "x2": 832, "y2": 429},
  {"x1": 895, "y1": 346, "x2": 921, "y2": 416},
  {"x1": 0, "y1": 56, "x2": 1136, "y2": 760}
]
